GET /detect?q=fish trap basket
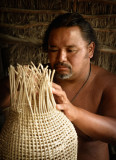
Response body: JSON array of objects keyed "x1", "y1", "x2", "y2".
[{"x1": 0, "y1": 63, "x2": 78, "y2": 160}]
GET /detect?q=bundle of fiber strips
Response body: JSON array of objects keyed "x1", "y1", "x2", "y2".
[{"x1": 0, "y1": 63, "x2": 78, "y2": 160}]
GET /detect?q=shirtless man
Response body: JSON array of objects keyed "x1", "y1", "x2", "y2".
[
  {"x1": 42, "y1": 13, "x2": 116, "y2": 160},
  {"x1": 0, "y1": 13, "x2": 116, "y2": 160}
]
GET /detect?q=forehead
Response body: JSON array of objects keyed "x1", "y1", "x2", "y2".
[{"x1": 48, "y1": 26, "x2": 87, "y2": 46}]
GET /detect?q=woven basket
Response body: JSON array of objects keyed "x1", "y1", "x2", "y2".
[{"x1": 0, "y1": 63, "x2": 78, "y2": 160}]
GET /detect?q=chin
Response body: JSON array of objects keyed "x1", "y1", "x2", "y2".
[{"x1": 55, "y1": 73, "x2": 72, "y2": 79}]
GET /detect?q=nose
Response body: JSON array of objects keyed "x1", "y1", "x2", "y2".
[{"x1": 57, "y1": 49, "x2": 67, "y2": 62}]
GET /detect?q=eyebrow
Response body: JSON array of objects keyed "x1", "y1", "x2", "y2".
[
  {"x1": 48, "y1": 45, "x2": 77, "y2": 48},
  {"x1": 66, "y1": 45, "x2": 76, "y2": 48}
]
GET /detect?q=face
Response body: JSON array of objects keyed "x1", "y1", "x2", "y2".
[{"x1": 48, "y1": 26, "x2": 94, "y2": 80}]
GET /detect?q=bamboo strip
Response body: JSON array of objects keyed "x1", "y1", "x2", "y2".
[
  {"x1": 0, "y1": 22, "x2": 49, "y2": 29},
  {"x1": 78, "y1": 0, "x2": 116, "y2": 5},
  {"x1": 83, "y1": 14, "x2": 116, "y2": 18},
  {"x1": 99, "y1": 48, "x2": 116, "y2": 54},
  {"x1": 0, "y1": 33, "x2": 42, "y2": 45},
  {"x1": 0, "y1": 7, "x2": 68, "y2": 14},
  {"x1": 94, "y1": 28, "x2": 116, "y2": 32}
]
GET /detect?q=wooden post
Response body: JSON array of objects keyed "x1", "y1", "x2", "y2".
[{"x1": 73, "y1": 0, "x2": 77, "y2": 12}]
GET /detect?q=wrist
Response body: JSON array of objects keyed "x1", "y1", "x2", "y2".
[{"x1": 70, "y1": 104, "x2": 80, "y2": 123}]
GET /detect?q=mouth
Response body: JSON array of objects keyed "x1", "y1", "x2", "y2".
[
  {"x1": 53, "y1": 63, "x2": 72, "y2": 78},
  {"x1": 53, "y1": 63, "x2": 72, "y2": 79},
  {"x1": 54, "y1": 62, "x2": 71, "y2": 70},
  {"x1": 55, "y1": 65, "x2": 69, "y2": 72}
]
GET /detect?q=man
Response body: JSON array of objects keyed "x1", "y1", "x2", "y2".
[
  {"x1": 0, "y1": 13, "x2": 116, "y2": 160},
  {"x1": 42, "y1": 13, "x2": 116, "y2": 160}
]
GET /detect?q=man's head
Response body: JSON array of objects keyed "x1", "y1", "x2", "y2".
[
  {"x1": 43, "y1": 13, "x2": 98, "y2": 61},
  {"x1": 43, "y1": 13, "x2": 98, "y2": 80}
]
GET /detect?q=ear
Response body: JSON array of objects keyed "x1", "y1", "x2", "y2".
[{"x1": 88, "y1": 42, "x2": 95, "y2": 59}]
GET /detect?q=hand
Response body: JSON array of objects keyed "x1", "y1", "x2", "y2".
[{"x1": 52, "y1": 82, "x2": 77, "y2": 122}]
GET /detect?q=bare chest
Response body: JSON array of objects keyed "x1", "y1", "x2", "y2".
[{"x1": 65, "y1": 83, "x2": 103, "y2": 114}]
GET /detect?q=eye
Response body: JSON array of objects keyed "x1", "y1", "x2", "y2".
[
  {"x1": 67, "y1": 49, "x2": 78, "y2": 54},
  {"x1": 68, "y1": 49, "x2": 74, "y2": 52}
]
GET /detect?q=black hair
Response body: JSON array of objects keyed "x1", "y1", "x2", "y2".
[{"x1": 42, "y1": 13, "x2": 98, "y2": 61}]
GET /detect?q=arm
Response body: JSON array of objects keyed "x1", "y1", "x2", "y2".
[
  {"x1": 52, "y1": 82, "x2": 116, "y2": 144},
  {"x1": 0, "y1": 77, "x2": 10, "y2": 111}
]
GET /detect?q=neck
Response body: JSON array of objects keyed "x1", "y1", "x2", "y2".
[
  {"x1": 71, "y1": 63, "x2": 91, "y2": 102},
  {"x1": 54, "y1": 63, "x2": 91, "y2": 102}
]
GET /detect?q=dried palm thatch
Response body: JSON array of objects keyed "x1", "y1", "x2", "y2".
[
  {"x1": 77, "y1": 1, "x2": 116, "y2": 14},
  {"x1": 0, "y1": 0, "x2": 71, "y2": 10},
  {"x1": 9, "y1": 44, "x2": 47, "y2": 66},
  {"x1": 95, "y1": 51, "x2": 116, "y2": 74},
  {"x1": 0, "y1": 63, "x2": 78, "y2": 160},
  {"x1": 84, "y1": 15, "x2": 116, "y2": 29},
  {"x1": 95, "y1": 30, "x2": 116, "y2": 48}
]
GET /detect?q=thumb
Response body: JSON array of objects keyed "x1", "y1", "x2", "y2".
[{"x1": 56, "y1": 104, "x2": 65, "y2": 111}]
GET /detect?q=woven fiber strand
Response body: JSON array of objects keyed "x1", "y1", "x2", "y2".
[{"x1": 0, "y1": 63, "x2": 78, "y2": 160}]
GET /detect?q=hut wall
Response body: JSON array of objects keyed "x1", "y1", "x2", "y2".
[
  {"x1": 0, "y1": 0, "x2": 116, "y2": 77},
  {"x1": 77, "y1": 0, "x2": 116, "y2": 74}
]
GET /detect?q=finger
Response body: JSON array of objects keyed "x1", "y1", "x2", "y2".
[
  {"x1": 52, "y1": 85, "x2": 63, "y2": 96},
  {"x1": 52, "y1": 88, "x2": 67, "y2": 103},
  {"x1": 56, "y1": 104, "x2": 65, "y2": 111},
  {"x1": 52, "y1": 82, "x2": 62, "y2": 90},
  {"x1": 52, "y1": 82, "x2": 69, "y2": 103}
]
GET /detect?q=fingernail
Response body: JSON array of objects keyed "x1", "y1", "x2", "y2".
[{"x1": 52, "y1": 88, "x2": 55, "y2": 92}]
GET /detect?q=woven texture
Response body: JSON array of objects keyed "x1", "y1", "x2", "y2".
[{"x1": 0, "y1": 63, "x2": 78, "y2": 160}]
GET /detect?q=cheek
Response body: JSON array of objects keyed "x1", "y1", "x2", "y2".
[
  {"x1": 69, "y1": 59, "x2": 78, "y2": 70},
  {"x1": 68, "y1": 54, "x2": 80, "y2": 64},
  {"x1": 68, "y1": 53, "x2": 84, "y2": 69}
]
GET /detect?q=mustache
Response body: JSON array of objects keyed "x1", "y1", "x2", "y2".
[{"x1": 54, "y1": 62, "x2": 72, "y2": 70}]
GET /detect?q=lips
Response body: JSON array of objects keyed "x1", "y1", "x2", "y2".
[
  {"x1": 55, "y1": 65, "x2": 69, "y2": 71},
  {"x1": 54, "y1": 62, "x2": 72, "y2": 74}
]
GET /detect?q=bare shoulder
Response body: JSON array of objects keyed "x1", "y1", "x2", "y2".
[
  {"x1": 92, "y1": 64, "x2": 116, "y2": 117},
  {"x1": 92, "y1": 64, "x2": 116, "y2": 87}
]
